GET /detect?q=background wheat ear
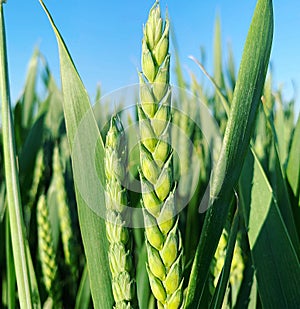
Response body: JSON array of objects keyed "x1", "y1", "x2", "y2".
[
  {"x1": 52, "y1": 144, "x2": 78, "y2": 287},
  {"x1": 37, "y1": 194, "x2": 61, "y2": 306},
  {"x1": 138, "y1": 1, "x2": 184, "y2": 308},
  {"x1": 104, "y1": 115, "x2": 136, "y2": 308}
]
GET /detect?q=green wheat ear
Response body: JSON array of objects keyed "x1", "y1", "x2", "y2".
[
  {"x1": 209, "y1": 230, "x2": 244, "y2": 300},
  {"x1": 104, "y1": 116, "x2": 136, "y2": 309},
  {"x1": 37, "y1": 194, "x2": 61, "y2": 306},
  {"x1": 52, "y1": 144, "x2": 78, "y2": 283},
  {"x1": 138, "y1": 1, "x2": 183, "y2": 308}
]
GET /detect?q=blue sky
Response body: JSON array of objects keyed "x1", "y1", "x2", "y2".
[{"x1": 3, "y1": 1, "x2": 300, "y2": 112}]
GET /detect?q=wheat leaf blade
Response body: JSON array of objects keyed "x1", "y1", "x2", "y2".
[
  {"x1": 39, "y1": 1, "x2": 113, "y2": 307},
  {"x1": 239, "y1": 149, "x2": 300, "y2": 308},
  {"x1": 0, "y1": 3, "x2": 33, "y2": 308},
  {"x1": 184, "y1": 0, "x2": 273, "y2": 307}
]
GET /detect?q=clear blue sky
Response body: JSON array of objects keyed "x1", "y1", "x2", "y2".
[{"x1": 3, "y1": 0, "x2": 300, "y2": 112}]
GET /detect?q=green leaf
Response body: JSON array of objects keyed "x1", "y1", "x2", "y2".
[
  {"x1": 25, "y1": 240, "x2": 41, "y2": 308},
  {"x1": 226, "y1": 42, "x2": 236, "y2": 99},
  {"x1": 239, "y1": 149, "x2": 300, "y2": 308},
  {"x1": 136, "y1": 243, "x2": 151, "y2": 308},
  {"x1": 286, "y1": 113, "x2": 300, "y2": 240},
  {"x1": 268, "y1": 140, "x2": 300, "y2": 251},
  {"x1": 43, "y1": 75, "x2": 64, "y2": 137},
  {"x1": 5, "y1": 213, "x2": 16, "y2": 309},
  {"x1": 39, "y1": 1, "x2": 113, "y2": 308},
  {"x1": 233, "y1": 254, "x2": 255, "y2": 309},
  {"x1": 248, "y1": 275, "x2": 257, "y2": 309},
  {"x1": 0, "y1": 182, "x2": 6, "y2": 221},
  {"x1": 0, "y1": 3, "x2": 33, "y2": 308},
  {"x1": 213, "y1": 14, "x2": 225, "y2": 91},
  {"x1": 184, "y1": 0, "x2": 273, "y2": 307},
  {"x1": 258, "y1": 104, "x2": 300, "y2": 250},
  {"x1": 287, "y1": 113, "x2": 300, "y2": 201},
  {"x1": 75, "y1": 264, "x2": 91, "y2": 309},
  {"x1": 19, "y1": 113, "x2": 45, "y2": 183},
  {"x1": 273, "y1": 93, "x2": 291, "y2": 168},
  {"x1": 21, "y1": 49, "x2": 39, "y2": 128},
  {"x1": 189, "y1": 56, "x2": 230, "y2": 116},
  {"x1": 210, "y1": 212, "x2": 239, "y2": 309}
]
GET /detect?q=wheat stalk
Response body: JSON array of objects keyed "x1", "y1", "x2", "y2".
[
  {"x1": 138, "y1": 2, "x2": 183, "y2": 308},
  {"x1": 104, "y1": 116, "x2": 135, "y2": 308}
]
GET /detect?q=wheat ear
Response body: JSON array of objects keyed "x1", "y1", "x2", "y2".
[
  {"x1": 52, "y1": 144, "x2": 78, "y2": 282},
  {"x1": 104, "y1": 116, "x2": 135, "y2": 309},
  {"x1": 37, "y1": 194, "x2": 61, "y2": 305},
  {"x1": 138, "y1": 2, "x2": 183, "y2": 308}
]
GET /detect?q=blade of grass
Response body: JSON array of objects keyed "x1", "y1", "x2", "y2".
[
  {"x1": 258, "y1": 105, "x2": 300, "y2": 250},
  {"x1": 213, "y1": 13, "x2": 227, "y2": 127},
  {"x1": 38, "y1": 1, "x2": 113, "y2": 307},
  {"x1": 5, "y1": 212, "x2": 16, "y2": 309},
  {"x1": 21, "y1": 48, "x2": 39, "y2": 128},
  {"x1": 226, "y1": 42, "x2": 236, "y2": 94},
  {"x1": 239, "y1": 148, "x2": 300, "y2": 308},
  {"x1": 273, "y1": 93, "x2": 289, "y2": 167},
  {"x1": 75, "y1": 264, "x2": 91, "y2": 309},
  {"x1": 213, "y1": 14, "x2": 225, "y2": 91},
  {"x1": 210, "y1": 211, "x2": 239, "y2": 309},
  {"x1": 25, "y1": 241, "x2": 41, "y2": 308},
  {"x1": 0, "y1": 2, "x2": 33, "y2": 308},
  {"x1": 19, "y1": 113, "x2": 45, "y2": 188},
  {"x1": 233, "y1": 253, "x2": 255, "y2": 309},
  {"x1": 268, "y1": 140, "x2": 300, "y2": 252},
  {"x1": 0, "y1": 183, "x2": 5, "y2": 221},
  {"x1": 184, "y1": 0, "x2": 273, "y2": 307},
  {"x1": 287, "y1": 113, "x2": 300, "y2": 202},
  {"x1": 248, "y1": 275, "x2": 257, "y2": 309},
  {"x1": 286, "y1": 113, "x2": 300, "y2": 240},
  {"x1": 136, "y1": 243, "x2": 151, "y2": 309},
  {"x1": 189, "y1": 56, "x2": 230, "y2": 116}
]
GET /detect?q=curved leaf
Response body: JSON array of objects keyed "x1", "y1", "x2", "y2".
[
  {"x1": 239, "y1": 149, "x2": 300, "y2": 308},
  {"x1": 39, "y1": 1, "x2": 113, "y2": 308}
]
